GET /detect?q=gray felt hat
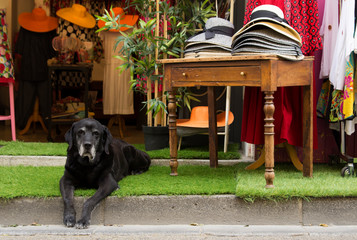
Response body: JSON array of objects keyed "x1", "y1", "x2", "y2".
[{"x1": 186, "y1": 17, "x2": 234, "y2": 49}]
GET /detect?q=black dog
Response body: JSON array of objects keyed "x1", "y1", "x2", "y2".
[{"x1": 59, "y1": 118, "x2": 151, "y2": 229}]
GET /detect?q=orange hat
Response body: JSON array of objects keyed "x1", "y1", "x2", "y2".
[
  {"x1": 18, "y1": 8, "x2": 58, "y2": 33},
  {"x1": 176, "y1": 106, "x2": 234, "y2": 128},
  {"x1": 56, "y1": 4, "x2": 96, "y2": 29},
  {"x1": 97, "y1": 7, "x2": 139, "y2": 32}
]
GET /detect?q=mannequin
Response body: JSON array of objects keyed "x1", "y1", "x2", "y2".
[
  {"x1": 15, "y1": 8, "x2": 58, "y2": 132},
  {"x1": 98, "y1": 7, "x2": 139, "y2": 138}
]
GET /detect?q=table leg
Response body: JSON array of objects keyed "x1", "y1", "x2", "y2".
[
  {"x1": 47, "y1": 69, "x2": 53, "y2": 142},
  {"x1": 264, "y1": 91, "x2": 275, "y2": 188},
  {"x1": 303, "y1": 84, "x2": 313, "y2": 177},
  {"x1": 207, "y1": 87, "x2": 218, "y2": 168},
  {"x1": 168, "y1": 90, "x2": 178, "y2": 176},
  {"x1": 84, "y1": 69, "x2": 89, "y2": 118}
]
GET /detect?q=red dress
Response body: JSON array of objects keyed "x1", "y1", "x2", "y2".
[{"x1": 241, "y1": 0, "x2": 322, "y2": 148}]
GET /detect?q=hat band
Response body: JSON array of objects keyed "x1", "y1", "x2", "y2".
[
  {"x1": 250, "y1": 10, "x2": 289, "y2": 25},
  {"x1": 203, "y1": 26, "x2": 234, "y2": 40}
]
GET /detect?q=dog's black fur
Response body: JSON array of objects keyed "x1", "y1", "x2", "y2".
[{"x1": 59, "y1": 118, "x2": 151, "y2": 229}]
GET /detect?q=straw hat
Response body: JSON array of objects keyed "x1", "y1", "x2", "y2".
[
  {"x1": 97, "y1": 7, "x2": 139, "y2": 32},
  {"x1": 18, "y1": 8, "x2": 58, "y2": 33},
  {"x1": 231, "y1": 28, "x2": 304, "y2": 61},
  {"x1": 176, "y1": 106, "x2": 234, "y2": 128},
  {"x1": 186, "y1": 17, "x2": 234, "y2": 50},
  {"x1": 232, "y1": 4, "x2": 301, "y2": 45},
  {"x1": 56, "y1": 4, "x2": 95, "y2": 29}
]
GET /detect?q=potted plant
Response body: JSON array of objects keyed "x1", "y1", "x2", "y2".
[{"x1": 97, "y1": 0, "x2": 215, "y2": 150}]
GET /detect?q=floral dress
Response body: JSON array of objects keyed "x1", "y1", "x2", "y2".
[{"x1": 0, "y1": 9, "x2": 15, "y2": 82}]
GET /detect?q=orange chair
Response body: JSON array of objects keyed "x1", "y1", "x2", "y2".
[
  {"x1": 0, "y1": 78, "x2": 16, "y2": 141},
  {"x1": 176, "y1": 106, "x2": 234, "y2": 151}
]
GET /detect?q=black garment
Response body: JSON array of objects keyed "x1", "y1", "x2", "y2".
[
  {"x1": 14, "y1": 27, "x2": 56, "y2": 129},
  {"x1": 15, "y1": 80, "x2": 51, "y2": 130},
  {"x1": 14, "y1": 27, "x2": 56, "y2": 82}
]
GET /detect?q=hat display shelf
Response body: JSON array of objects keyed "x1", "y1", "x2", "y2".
[{"x1": 97, "y1": 0, "x2": 215, "y2": 150}]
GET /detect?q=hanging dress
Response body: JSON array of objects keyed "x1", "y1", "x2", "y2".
[
  {"x1": 241, "y1": 0, "x2": 322, "y2": 148},
  {"x1": 14, "y1": 27, "x2": 57, "y2": 129},
  {"x1": 101, "y1": 31, "x2": 134, "y2": 115},
  {"x1": 316, "y1": 0, "x2": 339, "y2": 119},
  {"x1": 319, "y1": 0, "x2": 338, "y2": 80},
  {"x1": 329, "y1": 0, "x2": 355, "y2": 91},
  {"x1": 329, "y1": 0, "x2": 357, "y2": 135},
  {"x1": 0, "y1": 9, "x2": 14, "y2": 82}
]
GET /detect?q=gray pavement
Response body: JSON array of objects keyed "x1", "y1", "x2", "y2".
[{"x1": 1, "y1": 225, "x2": 357, "y2": 240}]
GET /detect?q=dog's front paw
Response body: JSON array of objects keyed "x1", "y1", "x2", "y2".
[
  {"x1": 63, "y1": 215, "x2": 76, "y2": 228},
  {"x1": 75, "y1": 218, "x2": 90, "y2": 229}
]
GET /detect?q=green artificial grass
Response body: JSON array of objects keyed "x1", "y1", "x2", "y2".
[
  {"x1": 236, "y1": 163, "x2": 357, "y2": 201},
  {"x1": 1, "y1": 163, "x2": 356, "y2": 201},
  {"x1": 0, "y1": 141, "x2": 68, "y2": 156},
  {"x1": 0, "y1": 141, "x2": 240, "y2": 159},
  {"x1": 0, "y1": 165, "x2": 238, "y2": 200}
]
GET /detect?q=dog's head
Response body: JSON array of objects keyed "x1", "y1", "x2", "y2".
[{"x1": 65, "y1": 118, "x2": 113, "y2": 165}]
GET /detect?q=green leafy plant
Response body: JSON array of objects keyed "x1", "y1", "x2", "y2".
[{"x1": 96, "y1": 0, "x2": 215, "y2": 126}]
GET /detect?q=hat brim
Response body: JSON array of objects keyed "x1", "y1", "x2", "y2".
[
  {"x1": 18, "y1": 12, "x2": 58, "y2": 32},
  {"x1": 233, "y1": 20, "x2": 301, "y2": 46},
  {"x1": 185, "y1": 43, "x2": 232, "y2": 52},
  {"x1": 97, "y1": 15, "x2": 138, "y2": 32},
  {"x1": 233, "y1": 38, "x2": 300, "y2": 53},
  {"x1": 177, "y1": 111, "x2": 234, "y2": 128},
  {"x1": 56, "y1": 8, "x2": 96, "y2": 29},
  {"x1": 232, "y1": 51, "x2": 304, "y2": 61},
  {"x1": 184, "y1": 51, "x2": 232, "y2": 59}
]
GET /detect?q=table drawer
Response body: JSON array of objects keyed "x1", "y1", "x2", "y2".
[{"x1": 171, "y1": 65, "x2": 261, "y2": 86}]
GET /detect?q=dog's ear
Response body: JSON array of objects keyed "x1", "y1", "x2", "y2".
[
  {"x1": 64, "y1": 123, "x2": 76, "y2": 150},
  {"x1": 103, "y1": 125, "x2": 113, "y2": 154}
]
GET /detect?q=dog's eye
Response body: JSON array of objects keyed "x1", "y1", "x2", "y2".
[
  {"x1": 93, "y1": 131, "x2": 99, "y2": 136},
  {"x1": 78, "y1": 129, "x2": 85, "y2": 135}
]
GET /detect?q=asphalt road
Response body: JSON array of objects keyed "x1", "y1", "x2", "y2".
[{"x1": 1, "y1": 225, "x2": 357, "y2": 240}]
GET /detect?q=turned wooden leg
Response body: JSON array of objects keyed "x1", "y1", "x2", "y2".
[
  {"x1": 207, "y1": 87, "x2": 218, "y2": 168},
  {"x1": 168, "y1": 90, "x2": 178, "y2": 176},
  {"x1": 303, "y1": 84, "x2": 313, "y2": 177},
  {"x1": 264, "y1": 91, "x2": 275, "y2": 188}
]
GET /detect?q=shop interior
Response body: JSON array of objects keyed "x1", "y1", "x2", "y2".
[{"x1": 2, "y1": 0, "x2": 357, "y2": 166}]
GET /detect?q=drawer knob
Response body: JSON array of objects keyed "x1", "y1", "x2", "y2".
[
  {"x1": 240, "y1": 72, "x2": 246, "y2": 76},
  {"x1": 182, "y1": 72, "x2": 187, "y2": 77}
]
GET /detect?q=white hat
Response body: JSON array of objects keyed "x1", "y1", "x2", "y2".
[{"x1": 186, "y1": 17, "x2": 234, "y2": 50}]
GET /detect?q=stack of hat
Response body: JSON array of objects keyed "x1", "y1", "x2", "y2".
[
  {"x1": 184, "y1": 17, "x2": 234, "y2": 58},
  {"x1": 231, "y1": 5, "x2": 303, "y2": 61}
]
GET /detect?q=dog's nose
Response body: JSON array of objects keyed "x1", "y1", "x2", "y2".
[{"x1": 84, "y1": 143, "x2": 92, "y2": 150}]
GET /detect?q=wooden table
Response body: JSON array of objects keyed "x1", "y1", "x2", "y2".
[{"x1": 159, "y1": 55, "x2": 314, "y2": 188}]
